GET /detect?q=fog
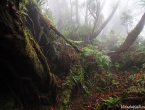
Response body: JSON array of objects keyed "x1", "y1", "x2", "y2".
[
  {"x1": 101, "y1": 0, "x2": 145, "y2": 36},
  {"x1": 42, "y1": 0, "x2": 145, "y2": 38}
]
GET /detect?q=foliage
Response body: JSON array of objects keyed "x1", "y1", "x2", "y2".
[
  {"x1": 71, "y1": 64, "x2": 89, "y2": 93},
  {"x1": 71, "y1": 67, "x2": 84, "y2": 87},
  {"x1": 57, "y1": 76, "x2": 73, "y2": 110},
  {"x1": 35, "y1": 0, "x2": 44, "y2": 6},
  {"x1": 137, "y1": 0, "x2": 145, "y2": 9},
  {"x1": 82, "y1": 45, "x2": 111, "y2": 68},
  {"x1": 93, "y1": 72, "x2": 119, "y2": 92},
  {"x1": 62, "y1": 24, "x2": 92, "y2": 43},
  {"x1": 68, "y1": 39, "x2": 84, "y2": 45},
  {"x1": 63, "y1": 30, "x2": 71, "y2": 38},
  {"x1": 128, "y1": 70, "x2": 145, "y2": 94},
  {"x1": 3, "y1": 0, "x2": 145, "y2": 109},
  {"x1": 43, "y1": 8, "x2": 56, "y2": 25},
  {"x1": 102, "y1": 31, "x2": 126, "y2": 51},
  {"x1": 133, "y1": 36, "x2": 145, "y2": 52},
  {"x1": 45, "y1": 37, "x2": 77, "y2": 75},
  {"x1": 100, "y1": 97, "x2": 121, "y2": 109},
  {"x1": 113, "y1": 62, "x2": 120, "y2": 70},
  {"x1": 120, "y1": 10, "x2": 133, "y2": 33},
  {"x1": 56, "y1": 63, "x2": 89, "y2": 109},
  {"x1": 135, "y1": 45, "x2": 145, "y2": 52}
]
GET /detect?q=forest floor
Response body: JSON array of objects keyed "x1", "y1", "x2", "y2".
[{"x1": 69, "y1": 69, "x2": 145, "y2": 110}]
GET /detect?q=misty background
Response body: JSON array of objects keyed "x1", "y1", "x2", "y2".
[{"x1": 40, "y1": 0, "x2": 145, "y2": 40}]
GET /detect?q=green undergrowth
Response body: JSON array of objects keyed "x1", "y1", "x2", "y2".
[
  {"x1": 56, "y1": 45, "x2": 113, "y2": 109},
  {"x1": 82, "y1": 45, "x2": 111, "y2": 68},
  {"x1": 56, "y1": 46, "x2": 145, "y2": 109},
  {"x1": 97, "y1": 96, "x2": 121, "y2": 110},
  {"x1": 56, "y1": 64, "x2": 88, "y2": 110},
  {"x1": 57, "y1": 76, "x2": 72, "y2": 110},
  {"x1": 1, "y1": 0, "x2": 145, "y2": 109}
]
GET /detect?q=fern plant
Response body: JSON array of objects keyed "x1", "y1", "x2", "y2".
[
  {"x1": 70, "y1": 66, "x2": 84, "y2": 87},
  {"x1": 128, "y1": 70, "x2": 145, "y2": 94},
  {"x1": 57, "y1": 76, "x2": 73, "y2": 110},
  {"x1": 100, "y1": 97, "x2": 121, "y2": 110},
  {"x1": 82, "y1": 46, "x2": 111, "y2": 68},
  {"x1": 112, "y1": 62, "x2": 120, "y2": 70}
]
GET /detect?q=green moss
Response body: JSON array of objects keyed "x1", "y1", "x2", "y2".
[
  {"x1": 21, "y1": 29, "x2": 45, "y2": 78},
  {"x1": 0, "y1": 1, "x2": 58, "y2": 109},
  {"x1": 57, "y1": 76, "x2": 72, "y2": 110}
]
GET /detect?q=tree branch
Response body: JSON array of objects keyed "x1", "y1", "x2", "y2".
[
  {"x1": 50, "y1": 25, "x2": 83, "y2": 53},
  {"x1": 90, "y1": 0, "x2": 120, "y2": 40}
]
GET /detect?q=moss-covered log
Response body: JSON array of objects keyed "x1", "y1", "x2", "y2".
[{"x1": 0, "y1": 0, "x2": 58, "y2": 109}]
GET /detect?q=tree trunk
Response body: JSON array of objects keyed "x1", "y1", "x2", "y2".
[
  {"x1": 75, "y1": 0, "x2": 80, "y2": 24},
  {"x1": 85, "y1": 2, "x2": 88, "y2": 25},
  {"x1": 112, "y1": 12, "x2": 145, "y2": 62},
  {"x1": 0, "y1": 0, "x2": 57, "y2": 109},
  {"x1": 70, "y1": 0, "x2": 73, "y2": 24},
  {"x1": 89, "y1": 0, "x2": 120, "y2": 40},
  {"x1": 91, "y1": 0, "x2": 101, "y2": 38}
]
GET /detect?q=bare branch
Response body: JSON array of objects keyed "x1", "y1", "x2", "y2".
[{"x1": 50, "y1": 25, "x2": 83, "y2": 53}]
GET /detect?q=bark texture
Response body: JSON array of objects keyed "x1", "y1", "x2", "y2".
[
  {"x1": 0, "y1": 0, "x2": 58, "y2": 109},
  {"x1": 112, "y1": 12, "x2": 145, "y2": 62}
]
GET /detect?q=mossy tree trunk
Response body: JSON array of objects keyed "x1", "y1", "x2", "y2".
[
  {"x1": 112, "y1": 12, "x2": 145, "y2": 62},
  {"x1": 0, "y1": 0, "x2": 58, "y2": 109}
]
